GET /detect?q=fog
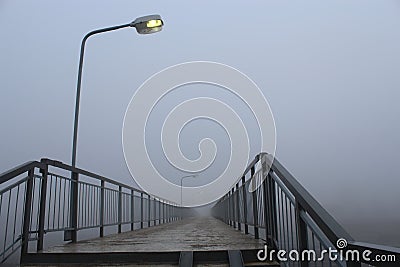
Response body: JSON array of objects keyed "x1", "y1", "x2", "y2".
[{"x1": 1, "y1": 1, "x2": 399, "y2": 247}]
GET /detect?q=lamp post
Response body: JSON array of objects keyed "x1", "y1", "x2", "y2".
[
  {"x1": 71, "y1": 15, "x2": 164, "y2": 167},
  {"x1": 180, "y1": 175, "x2": 197, "y2": 218}
]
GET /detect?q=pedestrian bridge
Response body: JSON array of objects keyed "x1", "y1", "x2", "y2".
[{"x1": 0, "y1": 153, "x2": 399, "y2": 266}]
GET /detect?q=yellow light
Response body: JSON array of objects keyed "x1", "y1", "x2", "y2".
[{"x1": 146, "y1": 19, "x2": 162, "y2": 28}]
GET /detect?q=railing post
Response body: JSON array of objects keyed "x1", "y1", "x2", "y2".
[
  {"x1": 118, "y1": 186, "x2": 122, "y2": 233},
  {"x1": 166, "y1": 203, "x2": 169, "y2": 223},
  {"x1": 264, "y1": 172, "x2": 278, "y2": 248},
  {"x1": 166, "y1": 202, "x2": 168, "y2": 223},
  {"x1": 261, "y1": 154, "x2": 276, "y2": 247},
  {"x1": 296, "y1": 202, "x2": 308, "y2": 267},
  {"x1": 21, "y1": 168, "x2": 34, "y2": 259},
  {"x1": 168, "y1": 203, "x2": 171, "y2": 222},
  {"x1": 241, "y1": 176, "x2": 248, "y2": 234},
  {"x1": 228, "y1": 191, "x2": 232, "y2": 226},
  {"x1": 70, "y1": 171, "x2": 79, "y2": 242},
  {"x1": 222, "y1": 199, "x2": 224, "y2": 222},
  {"x1": 262, "y1": 173, "x2": 270, "y2": 243},
  {"x1": 140, "y1": 192, "x2": 144, "y2": 229},
  {"x1": 100, "y1": 180, "x2": 104, "y2": 237},
  {"x1": 147, "y1": 194, "x2": 151, "y2": 227},
  {"x1": 236, "y1": 183, "x2": 241, "y2": 231},
  {"x1": 131, "y1": 189, "x2": 134, "y2": 231},
  {"x1": 251, "y1": 166, "x2": 259, "y2": 239},
  {"x1": 162, "y1": 201, "x2": 165, "y2": 224},
  {"x1": 37, "y1": 161, "x2": 48, "y2": 251},
  {"x1": 154, "y1": 197, "x2": 157, "y2": 225},
  {"x1": 225, "y1": 196, "x2": 228, "y2": 224},
  {"x1": 231, "y1": 188, "x2": 236, "y2": 228},
  {"x1": 225, "y1": 195, "x2": 228, "y2": 224},
  {"x1": 164, "y1": 202, "x2": 167, "y2": 223},
  {"x1": 268, "y1": 172, "x2": 278, "y2": 247},
  {"x1": 158, "y1": 199, "x2": 161, "y2": 224}
]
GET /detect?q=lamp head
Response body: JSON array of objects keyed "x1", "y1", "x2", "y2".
[{"x1": 130, "y1": 14, "x2": 163, "y2": 34}]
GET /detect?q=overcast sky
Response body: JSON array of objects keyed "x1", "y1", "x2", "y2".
[{"x1": 1, "y1": 1, "x2": 399, "y2": 246}]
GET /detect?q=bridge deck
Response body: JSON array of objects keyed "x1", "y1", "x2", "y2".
[{"x1": 44, "y1": 217, "x2": 264, "y2": 253}]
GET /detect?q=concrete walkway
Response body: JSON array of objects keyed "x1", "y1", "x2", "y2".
[{"x1": 45, "y1": 217, "x2": 264, "y2": 253}]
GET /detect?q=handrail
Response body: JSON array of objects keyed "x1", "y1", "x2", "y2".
[
  {"x1": 212, "y1": 152, "x2": 400, "y2": 266},
  {"x1": 40, "y1": 158, "x2": 175, "y2": 204},
  {"x1": 0, "y1": 161, "x2": 42, "y2": 184},
  {"x1": 271, "y1": 158, "x2": 353, "y2": 243},
  {"x1": 0, "y1": 157, "x2": 182, "y2": 264}
]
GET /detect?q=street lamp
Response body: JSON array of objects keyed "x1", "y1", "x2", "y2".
[
  {"x1": 71, "y1": 15, "x2": 164, "y2": 167},
  {"x1": 180, "y1": 175, "x2": 197, "y2": 217}
]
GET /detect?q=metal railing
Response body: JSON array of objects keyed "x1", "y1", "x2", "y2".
[
  {"x1": 0, "y1": 158, "x2": 180, "y2": 263},
  {"x1": 212, "y1": 153, "x2": 400, "y2": 267}
]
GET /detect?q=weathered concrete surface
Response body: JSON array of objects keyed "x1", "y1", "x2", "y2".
[{"x1": 45, "y1": 217, "x2": 264, "y2": 253}]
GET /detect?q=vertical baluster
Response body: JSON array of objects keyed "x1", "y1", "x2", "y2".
[
  {"x1": 57, "y1": 175, "x2": 62, "y2": 229},
  {"x1": 62, "y1": 178, "x2": 66, "y2": 229},
  {"x1": 277, "y1": 188, "x2": 283, "y2": 250},
  {"x1": 163, "y1": 201, "x2": 166, "y2": 224},
  {"x1": 47, "y1": 175, "x2": 52, "y2": 230},
  {"x1": 94, "y1": 186, "x2": 97, "y2": 228},
  {"x1": 81, "y1": 184, "x2": 84, "y2": 231},
  {"x1": 11, "y1": 185, "x2": 20, "y2": 253}
]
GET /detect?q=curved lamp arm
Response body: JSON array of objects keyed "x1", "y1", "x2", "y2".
[
  {"x1": 71, "y1": 24, "x2": 131, "y2": 167},
  {"x1": 71, "y1": 14, "x2": 163, "y2": 167}
]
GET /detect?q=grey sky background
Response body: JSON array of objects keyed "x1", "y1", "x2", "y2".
[{"x1": 1, "y1": 1, "x2": 399, "y2": 246}]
